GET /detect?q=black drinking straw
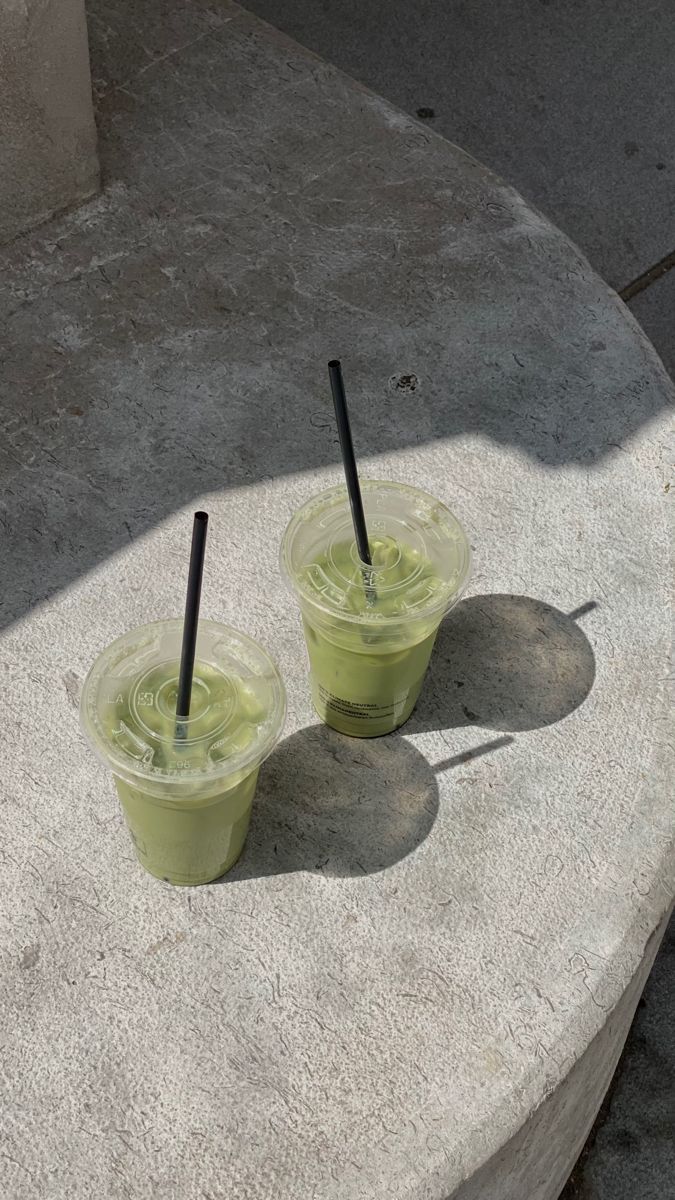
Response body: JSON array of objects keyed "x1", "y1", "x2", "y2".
[
  {"x1": 328, "y1": 360, "x2": 373, "y2": 576},
  {"x1": 176, "y1": 511, "x2": 209, "y2": 734}
]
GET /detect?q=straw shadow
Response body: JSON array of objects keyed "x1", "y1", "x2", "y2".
[
  {"x1": 408, "y1": 593, "x2": 596, "y2": 736},
  {"x1": 226, "y1": 724, "x2": 438, "y2": 881}
]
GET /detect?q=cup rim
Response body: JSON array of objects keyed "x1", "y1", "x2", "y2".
[
  {"x1": 80, "y1": 618, "x2": 287, "y2": 797},
  {"x1": 280, "y1": 479, "x2": 472, "y2": 627}
]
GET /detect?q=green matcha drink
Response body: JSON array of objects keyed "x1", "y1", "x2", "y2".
[
  {"x1": 80, "y1": 619, "x2": 286, "y2": 884},
  {"x1": 281, "y1": 481, "x2": 471, "y2": 737}
]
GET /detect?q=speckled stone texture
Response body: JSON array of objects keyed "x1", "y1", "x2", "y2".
[
  {"x1": 241, "y1": 0, "x2": 675, "y2": 293},
  {"x1": 0, "y1": 0, "x2": 99, "y2": 243},
  {"x1": 0, "y1": 2, "x2": 673, "y2": 1197}
]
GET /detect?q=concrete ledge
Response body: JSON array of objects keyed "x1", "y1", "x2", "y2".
[
  {"x1": 0, "y1": 2, "x2": 672, "y2": 1196},
  {"x1": 0, "y1": 0, "x2": 99, "y2": 243},
  {"x1": 453, "y1": 909, "x2": 671, "y2": 1199}
]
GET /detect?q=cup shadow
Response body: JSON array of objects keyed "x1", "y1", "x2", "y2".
[
  {"x1": 226, "y1": 724, "x2": 438, "y2": 881},
  {"x1": 408, "y1": 593, "x2": 597, "y2": 736},
  {"x1": 225, "y1": 593, "x2": 594, "y2": 882}
]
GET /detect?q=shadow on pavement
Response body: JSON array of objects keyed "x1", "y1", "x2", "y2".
[
  {"x1": 0, "y1": 0, "x2": 672, "y2": 635},
  {"x1": 227, "y1": 592, "x2": 596, "y2": 881},
  {"x1": 409, "y1": 593, "x2": 596, "y2": 737},
  {"x1": 227, "y1": 724, "x2": 438, "y2": 880}
]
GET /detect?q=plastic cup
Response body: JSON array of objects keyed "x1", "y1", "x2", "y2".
[
  {"x1": 80, "y1": 619, "x2": 286, "y2": 885},
  {"x1": 281, "y1": 480, "x2": 471, "y2": 738}
]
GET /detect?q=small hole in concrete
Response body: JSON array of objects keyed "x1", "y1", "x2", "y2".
[{"x1": 390, "y1": 373, "x2": 419, "y2": 393}]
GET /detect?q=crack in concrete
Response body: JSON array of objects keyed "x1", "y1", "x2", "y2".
[{"x1": 619, "y1": 248, "x2": 675, "y2": 302}]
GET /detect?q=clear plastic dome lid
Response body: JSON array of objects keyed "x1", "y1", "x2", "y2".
[
  {"x1": 281, "y1": 480, "x2": 471, "y2": 625},
  {"x1": 80, "y1": 619, "x2": 286, "y2": 792}
]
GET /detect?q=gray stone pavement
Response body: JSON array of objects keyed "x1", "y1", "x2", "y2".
[
  {"x1": 562, "y1": 921, "x2": 675, "y2": 1200},
  {"x1": 630, "y1": 271, "x2": 675, "y2": 379},
  {"x1": 193, "y1": 1, "x2": 675, "y2": 1195},
  {"x1": 0, "y1": 1, "x2": 670, "y2": 1196},
  {"x1": 1, "y1": 2, "x2": 669, "y2": 1194},
  {"x1": 243, "y1": 0, "x2": 675, "y2": 387}
]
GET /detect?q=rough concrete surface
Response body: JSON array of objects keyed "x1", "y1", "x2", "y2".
[
  {"x1": 241, "y1": 0, "x2": 675, "y2": 292},
  {"x1": 0, "y1": 0, "x2": 99, "y2": 244},
  {"x1": 217, "y1": 2, "x2": 675, "y2": 1193},
  {"x1": 454, "y1": 911, "x2": 670, "y2": 1200},
  {"x1": 628, "y1": 273, "x2": 675, "y2": 379},
  {"x1": 0, "y1": 2, "x2": 673, "y2": 1197},
  {"x1": 240, "y1": 0, "x2": 675, "y2": 410},
  {"x1": 562, "y1": 919, "x2": 675, "y2": 1200}
]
